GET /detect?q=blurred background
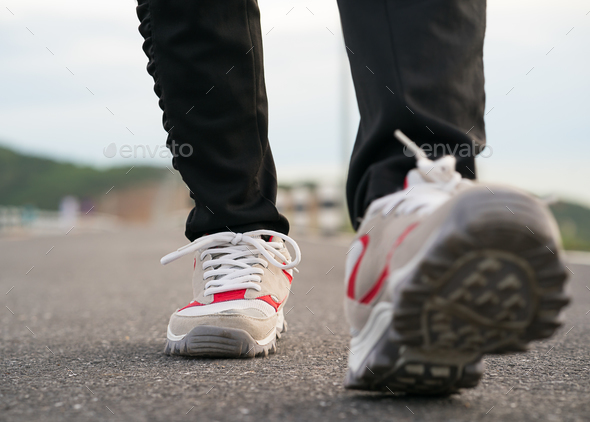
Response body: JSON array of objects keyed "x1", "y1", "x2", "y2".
[{"x1": 1, "y1": 0, "x2": 589, "y2": 249}]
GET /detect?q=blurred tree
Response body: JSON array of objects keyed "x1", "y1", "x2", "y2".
[{"x1": 0, "y1": 145, "x2": 166, "y2": 210}]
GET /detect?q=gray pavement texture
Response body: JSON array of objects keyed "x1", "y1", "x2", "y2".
[{"x1": 1, "y1": 228, "x2": 589, "y2": 422}]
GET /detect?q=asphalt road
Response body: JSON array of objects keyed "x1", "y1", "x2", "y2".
[{"x1": 1, "y1": 227, "x2": 589, "y2": 422}]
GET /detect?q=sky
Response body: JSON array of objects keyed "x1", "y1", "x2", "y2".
[{"x1": 1, "y1": 0, "x2": 589, "y2": 205}]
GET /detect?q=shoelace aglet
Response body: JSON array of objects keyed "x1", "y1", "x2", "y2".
[
  {"x1": 161, "y1": 251, "x2": 181, "y2": 265},
  {"x1": 394, "y1": 130, "x2": 430, "y2": 163}
]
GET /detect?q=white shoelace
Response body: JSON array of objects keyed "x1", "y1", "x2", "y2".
[
  {"x1": 366, "y1": 130, "x2": 472, "y2": 219},
  {"x1": 161, "y1": 230, "x2": 301, "y2": 296}
]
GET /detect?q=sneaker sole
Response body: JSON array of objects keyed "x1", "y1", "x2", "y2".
[
  {"x1": 345, "y1": 193, "x2": 569, "y2": 394},
  {"x1": 164, "y1": 320, "x2": 287, "y2": 358}
]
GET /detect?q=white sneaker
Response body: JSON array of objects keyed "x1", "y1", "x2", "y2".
[
  {"x1": 161, "y1": 230, "x2": 301, "y2": 358},
  {"x1": 344, "y1": 131, "x2": 569, "y2": 393}
]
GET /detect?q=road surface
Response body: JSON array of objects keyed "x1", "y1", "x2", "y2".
[{"x1": 1, "y1": 228, "x2": 589, "y2": 421}]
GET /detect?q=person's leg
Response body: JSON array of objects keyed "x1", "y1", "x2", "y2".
[
  {"x1": 137, "y1": 0, "x2": 288, "y2": 241},
  {"x1": 137, "y1": 0, "x2": 299, "y2": 359},
  {"x1": 337, "y1": 0, "x2": 568, "y2": 394},
  {"x1": 337, "y1": 0, "x2": 486, "y2": 229}
]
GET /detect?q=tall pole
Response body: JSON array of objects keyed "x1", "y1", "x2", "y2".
[
  {"x1": 339, "y1": 27, "x2": 353, "y2": 229},
  {"x1": 340, "y1": 36, "x2": 352, "y2": 180}
]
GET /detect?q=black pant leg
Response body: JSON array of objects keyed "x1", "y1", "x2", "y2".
[
  {"x1": 137, "y1": 0, "x2": 289, "y2": 241},
  {"x1": 337, "y1": 0, "x2": 486, "y2": 229}
]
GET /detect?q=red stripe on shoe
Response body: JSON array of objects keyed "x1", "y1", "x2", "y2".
[
  {"x1": 178, "y1": 301, "x2": 204, "y2": 311},
  {"x1": 346, "y1": 234, "x2": 370, "y2": 299},
  {"x1": 256, "y1": 294, "x2": 285, "y2": 312},
  {"x1": 212, "y1": 289, "x2": 247, "y2": 303},
  {"x1": 178, "y1": 288, "x2": 248, "y2": 311},
  {"x1": 359, "y1": 266, "x2": 389, "y2": 305},
  {"x1": 282, "y1": 269, "x2": 293, "y2": 283},
  {"x1": 359, "y1": 222, "x2": 419, "y2": 304}
]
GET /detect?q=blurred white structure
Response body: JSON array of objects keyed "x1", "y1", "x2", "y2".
[
  {"x1": 277, "y1": 183, "x2": 348, "y2": 236},
  {"x1": 290, "y1": 186, "x2": 312, "y2": 235},
  {"x1": 276, "y1": 188, "x2": 289, "y2": 216},
  {"x1": 317, "y1": 184, "x2": 344, "y2": 236},
  {"x1": 59, "y1": 195, "x2": 80, "y2": 231}
]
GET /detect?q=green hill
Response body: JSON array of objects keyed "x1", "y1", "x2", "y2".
[
  {"x1": 550, "y1": 201, "x2": 590, "y2": 251},
  {"x1": 0, "y1": 145, "x2": 167, "y2": 210}
]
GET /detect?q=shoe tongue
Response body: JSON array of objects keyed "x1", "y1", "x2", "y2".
[{"x1": 241, "y1": 234, "x2": 275, "y2": 242}]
